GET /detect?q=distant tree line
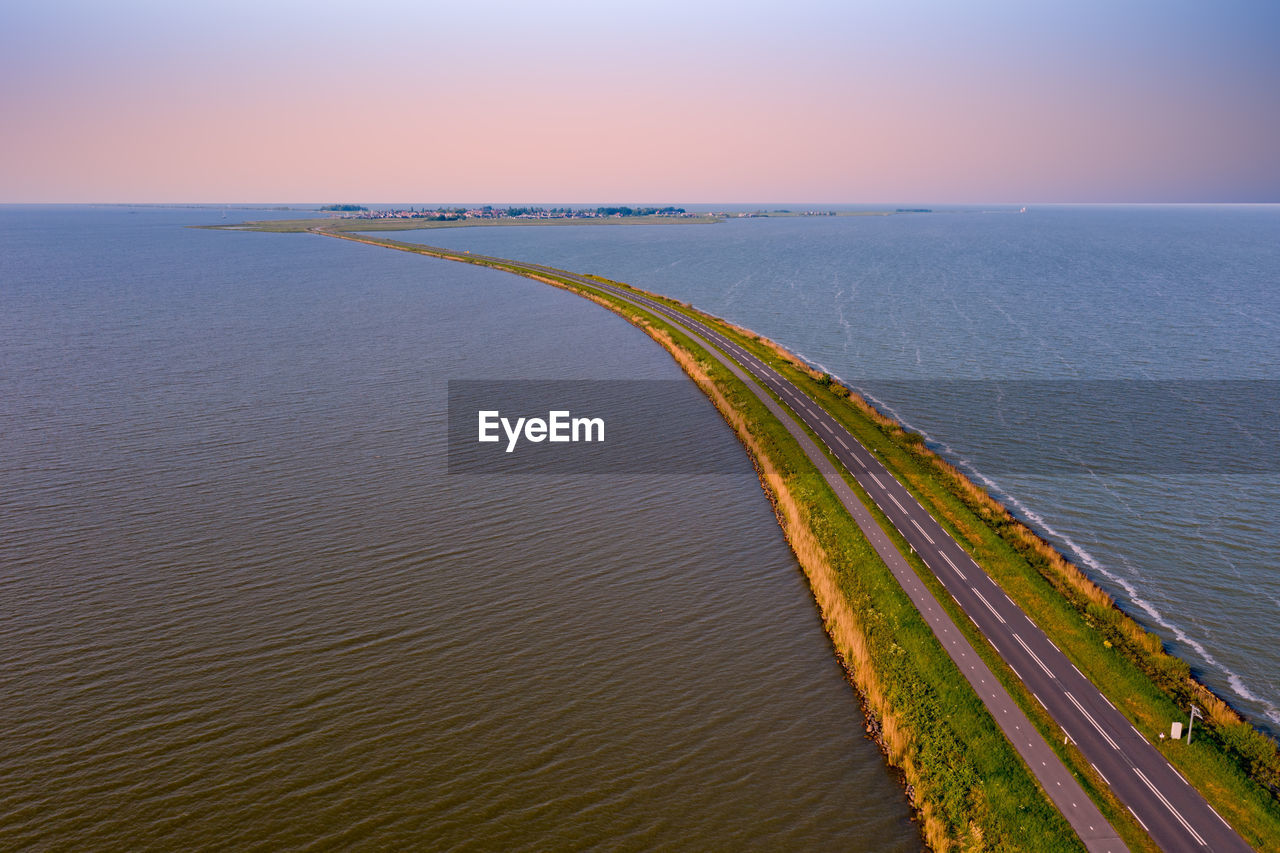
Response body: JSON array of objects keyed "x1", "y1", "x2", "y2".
[
  {"x1": 321, "y1": 204, "x2": 368, "y2": 211},
  {"x1": 594, "y1": 206, "x2": 685, "y2": 216}
]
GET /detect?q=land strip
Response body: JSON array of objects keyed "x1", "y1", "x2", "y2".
[
  {"x1": 234, "y1": 221, "x2": 1275, "y2": 850},
  {"x1": 204, "y1": 206, "x2": 915, "y2": 234},
  {"x1": 215, "y1": 214, "x2": 723, "y2": 233}
]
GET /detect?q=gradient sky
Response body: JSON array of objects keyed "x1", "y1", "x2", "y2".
[{"x1": 2, "y1": 0, "x2": 1277, "y2": 203}]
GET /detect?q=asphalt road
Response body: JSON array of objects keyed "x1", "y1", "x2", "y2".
[{"x1": 324, "y1": 233, "x2": 1255, "y2": 852}]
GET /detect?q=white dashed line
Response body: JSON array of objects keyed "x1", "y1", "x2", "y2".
[
  {"x1": 910, "y1": 518, "x2": 936, "y2": 544},
  {"x1": 1013, "y1": 633, "x2": 1056, "y2": 679},
  {"x1": 1065, "y1": 691, "x2": 1120, "y2": 752},
  {"x1": 939, "y1": 551, "x2": 966, "y2": 580},
  {"x1": 1133, "y1": 766, "x2": 1205, "y2": 846},
  {"x1": 971, "y1": 587, "x2": 1007, "y2": 624}
]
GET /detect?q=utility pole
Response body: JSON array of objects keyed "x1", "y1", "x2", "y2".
[{"x1": 1187, "y1": 704, "x2": 1203, "y2": 744}]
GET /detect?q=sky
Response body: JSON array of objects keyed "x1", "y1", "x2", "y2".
[{"x1": 2, "y1": 0, "x2": 1277, "y2": 203}]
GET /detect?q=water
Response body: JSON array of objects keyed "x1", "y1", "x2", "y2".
[
  {"x1": 0, "y1": 207, "x2": 918, "y2": 850},
  {"x1": 393, "y1": 206, "x2": 1280, "y2": 734}
]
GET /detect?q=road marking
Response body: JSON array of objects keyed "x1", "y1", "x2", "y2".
[
  {"x1": 1128, "y1": 807, "x2": 1150, "y2": 833},
  {"x1": 971, "y1": 587, "x2": 1007, "y2": 624},
  {"x1": 1133, "y1": 766, "x2": 1206, "y2": 846},
  {"x1": 1013, "y1": 633, "x2": 1056, "y2": 678},
  {"x1": 1168, "y1": 763, "x2": 1192, "y2": 787},
  {"x1": 889, "y1": 493, "x2": 907, "y2": 514},
  {"x1": 869, "y1": 472, "x2": 885, "y2": 489},
  {"x1": 1090, "y1": 763, "x2": 1111, "y2": 786},
  {"x1": 1207, "y1": 804, "x2": 1230, "y2": 828},
  {"x1": 836, "y1": 436, "x2": 849, "y2": 450},
  {"x1": 939, "y1": 551, "x2": 967, "y2": 579},
  {"x1": 1065, "y1": 691, "x2": 1120, "y2": 751},
  {"x1": 821, "y1": 422, "x2": 834, "y2": 435},
  {"x1": 910, "y1": 518, "x2": 936, "y2": 544},
  {"x1": 1008, "y1": 663, "x2": 1025, "y2": 683}
]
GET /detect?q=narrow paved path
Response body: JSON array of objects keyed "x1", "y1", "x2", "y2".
[{"x1": 320, "y1": 231, "x2": 1254, "y2": 852}]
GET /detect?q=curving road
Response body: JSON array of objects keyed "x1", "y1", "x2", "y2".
[{"x1": 321, "y1": 231, "x2": 1254, "y2": 852}]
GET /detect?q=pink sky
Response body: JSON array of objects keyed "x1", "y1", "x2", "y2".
[{"x1": 2, "y1": 1, "x2": 1277, "y2": 203}]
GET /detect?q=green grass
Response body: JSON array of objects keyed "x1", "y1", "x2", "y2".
[
  {"x1": 638, "y1": 294, "x2": 1280, "y2": 850},
  {"x1": 306, "y1": 233, "x2": 1100, "y2": 849},
  {"x1": 268, "y1": 229, "x2": 1280, "y2": 849},
  {"x1": 563, "y1": 274, "x2": 1088, "y2": 850}
]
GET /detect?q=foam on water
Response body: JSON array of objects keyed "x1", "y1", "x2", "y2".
[{"x1": 398, "y1": 205, "x2": 1280, "y2": 734}]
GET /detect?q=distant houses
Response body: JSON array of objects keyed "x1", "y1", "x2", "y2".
[{"x1": 340, "y1": 205, "x2": 694, "y2": 222}]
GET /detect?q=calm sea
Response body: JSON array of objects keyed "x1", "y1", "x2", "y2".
[
  {"x1": 0, "y1": 207, "x2": 918, "y2": 850},
  {"x1": 394, "y1": 205, "x2": 1280, "y2": 735}
]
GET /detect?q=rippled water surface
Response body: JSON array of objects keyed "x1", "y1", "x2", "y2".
[
  {"x1": 397, "y1": 205, "x2": 1280, "y2": 733},
  {"x1": 0, "y1": 207, "x2": 918, "y2": 850}
]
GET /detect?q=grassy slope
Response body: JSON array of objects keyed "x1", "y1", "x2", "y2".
[
  {"x1": 620, "y1": 284, "x2": 1280, "y2": 850},
  {"x1": 545, "y1": 271, "x2": 1089, "y2": 851},
  {"x1": 315, "y1": 233, "x2": 1101, "y2": 849},
  {"x1": 286, "y1": 231, "x2": 1280, "y2": 849}
]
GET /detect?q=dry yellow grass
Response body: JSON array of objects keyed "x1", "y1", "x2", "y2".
[
  {"x1": 851, "y1": 389, "x2": 1263, "y2": 745},
  {"x1": 641, "y1": 332, "x2": 957, "y2": 850}
]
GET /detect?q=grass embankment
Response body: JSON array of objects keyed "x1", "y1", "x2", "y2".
[
  {"x1": 316, "y1": 232, "x2": 1095, "y2": 849},
  {"x1": 615, "y1": 288, "x2": 1280, "y2": 849},
  {"x1": 294, "y1": 230, "x2": 1280, "y2": 848}
]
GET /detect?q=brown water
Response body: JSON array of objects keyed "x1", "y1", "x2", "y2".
[{"x1": 0, "y1": 207, "x2": 919, "y2": 850}]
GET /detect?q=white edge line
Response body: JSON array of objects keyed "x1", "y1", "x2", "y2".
[{"x1": 1127, "y1": 806, "x2": 1150, "y2": 833}]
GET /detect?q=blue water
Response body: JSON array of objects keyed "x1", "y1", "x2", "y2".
[
  {"x1": 395, "y1": 205, "x2": 1280, "y2": 734},
  {"x1": 0, "y1": 206, "x2": 918, "y2": 850}
]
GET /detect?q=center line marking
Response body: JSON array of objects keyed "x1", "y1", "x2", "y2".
[
  {"x1": 971, "y1": 587, "x2": 1007, "y2": 624},
  {"x1": 910, "y1": 518, "x2": 936, "y2": 544},
  {"x1": 1133, "y1": 766, "x2": 1206, "y2": 846},
  {"x1": 1013, "y1": 633, "x2": 1056, "y2": 678},
  {"x1": 940, "y1": 551, "x2": 967, "y2": 579},
  {"x1": 1065, "y1": 691, "x2": 1120, "y2": 751}
]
